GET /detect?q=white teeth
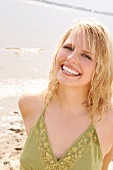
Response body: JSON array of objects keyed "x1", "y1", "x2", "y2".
[{"x1": 62, "y1": 65, "x2": 80, "y2": 75}]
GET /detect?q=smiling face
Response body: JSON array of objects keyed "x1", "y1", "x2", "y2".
[
  {"x1": 46, "y1": 20, "x2": 113, "y2": 116},
  {"x1": 55, "y1": 29, "x2": 95, "y2": 89}
]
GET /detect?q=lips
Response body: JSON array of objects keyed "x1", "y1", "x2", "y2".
[{"x1": 61, "y1": 65, "x2": 81, "y2": 76}]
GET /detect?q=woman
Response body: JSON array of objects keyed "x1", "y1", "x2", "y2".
[{"x1": 19, "y1": 19, "x2": 113, "y2": 170}]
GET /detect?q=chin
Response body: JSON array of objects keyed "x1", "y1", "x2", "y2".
[{"x1": 58, "y1": 80, "x2": 91, "y2": 89}]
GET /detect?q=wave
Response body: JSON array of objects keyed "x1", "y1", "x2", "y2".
[
  {"x1": 22, "y1": 0, "x2": 113, "y2": 17},
  {"x1": 0, "y1": 78, "x2": 48, "y2": 98},
  {"x1": 0, "y1": 47, "x2": 45, "y2": 54}
]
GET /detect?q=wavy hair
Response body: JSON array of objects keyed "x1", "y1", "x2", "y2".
[{"x1": 44, "y1": 19, "x2": 113, "y2": 119}]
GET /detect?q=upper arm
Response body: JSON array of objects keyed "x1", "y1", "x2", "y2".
[
  {"x1": 18, "y1": 92, "x2": 34, "y2": 121},
  {"x1": 18, "y1": 91, "x2": 44, "y2": 135},
  {"x1": 102, "y1": 145, "x2": 113, "y2": 170}
]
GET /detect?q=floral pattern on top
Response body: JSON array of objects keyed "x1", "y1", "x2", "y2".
[{"x1": 34, "y1": 114, "x2": 101, "y2": 170}]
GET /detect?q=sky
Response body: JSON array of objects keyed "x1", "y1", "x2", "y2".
[{"x1": 51, "y1": 0, "x2": 113, "y2": 12}]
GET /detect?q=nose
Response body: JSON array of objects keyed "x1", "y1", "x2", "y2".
[{"x1": 67, "y1": 50, "x2": 79, "y2": 64}]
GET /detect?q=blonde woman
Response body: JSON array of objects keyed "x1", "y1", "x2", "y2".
[{"x1": 19, "y1": 19, "x2": 113, "y2": 170}]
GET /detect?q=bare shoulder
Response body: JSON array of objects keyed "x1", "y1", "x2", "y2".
[
  {"x1": 102, "y1": 146, "x2": 113, "y2": 170},
  {"x1": 18, "y1": 89, "x2": 45, "y2": 135},
  {"x1": 102, "y1": 106, "x2": 113, "y2": 169},
  {"x1": 107, "y1": 105, "x2": 113, "y2": 127},
  {"x1": 104, "y1": 106, "x2": 113, "y2": 137},
  {"x1": 18, "y1": 90, "x2": 44, "y2": 115}
]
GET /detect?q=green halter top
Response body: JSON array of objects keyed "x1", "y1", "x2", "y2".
[{"x1": 20, "y1": 108, "x2": 103, "y2": 170}]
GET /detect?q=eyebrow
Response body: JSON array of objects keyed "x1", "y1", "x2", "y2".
[
  {"x1": 63, "y1": 42, "x2": 72, "y2": 46},
  {"x1": 82, "y1": 50, "x2": 91, "y2": 55}
]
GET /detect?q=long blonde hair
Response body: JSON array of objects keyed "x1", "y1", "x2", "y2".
[{"x1": 44, "y1": 19, "x2": 113, "y2": 119}]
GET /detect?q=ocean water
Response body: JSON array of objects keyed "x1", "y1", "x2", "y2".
[
  {"x1": 1, "y1": 0, "x2": 113, "y2": 115},
  {"x1": 19, "y1": 0, "x2": 113, "y2": 13}
]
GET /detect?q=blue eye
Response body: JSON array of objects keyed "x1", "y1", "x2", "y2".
[{"x1": 81, "y1": 53, "x2": 92, "y2": 60}]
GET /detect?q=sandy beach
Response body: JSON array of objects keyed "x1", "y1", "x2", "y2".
[
  {"x1": 1, "y1": 0, "x2": 113, "y2": 169},
  {"x1": 0, "y1": 111, "x2": 26, "y2": 170}
]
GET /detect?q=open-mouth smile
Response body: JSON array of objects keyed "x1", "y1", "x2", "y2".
[{"x1": 61, "y1": 65, "x2": 81, "y2": 76}]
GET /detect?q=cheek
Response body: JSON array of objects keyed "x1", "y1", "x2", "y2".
[
  {"x1": 55, "y1": 51, "x2": 64, "y2": 68},
  {"x1": 55, "y1": 51, "x2": 67, "y2": 74},
  {"x1": 82, "y1": 61, "x2": 95, "y2": 75},
  {"x1": 56, "y1": 49, "x2": 67, "y2": 62},
  {"x1": 88, "y1": 65, "x2": 95, "y2": 80}
]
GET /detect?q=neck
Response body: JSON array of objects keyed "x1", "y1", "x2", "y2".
[{"x1": 55, "y1": 84, "x2": 89, "y2": 115}]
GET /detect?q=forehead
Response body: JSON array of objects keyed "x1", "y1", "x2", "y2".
[{"x1": 64, "y1": 29, "x2": 91, "y2": 51}]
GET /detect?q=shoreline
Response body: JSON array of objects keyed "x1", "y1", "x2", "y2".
[{"x1": 24, "y1": 0, "x2": 113, "y2": 16}]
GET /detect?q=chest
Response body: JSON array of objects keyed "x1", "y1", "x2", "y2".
[
  {"x1": 44, "y1": 114, "x2": 94, "y2": 160},
  {"x1": 44, "y1": 113, "x2": 113, "y2": 160},
  {"x1": 20, "y1": 113, "x2": 103, "y2": 170}
]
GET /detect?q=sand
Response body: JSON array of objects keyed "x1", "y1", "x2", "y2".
[{"x1": 0, "y1": 111, "x2": 27, "y2": 170}]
